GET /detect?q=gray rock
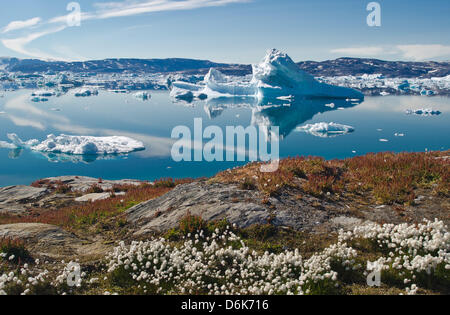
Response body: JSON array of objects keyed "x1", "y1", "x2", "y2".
[
  {"x1": 127, "y1": 181, "x2": 345, "y2": 236},
  {"x1": 0, "y1": 223, "x2": 81, "y2": 259},
  {"x1": 0, "y1": 185, "x2": 48, "y2": 215},
  {"x1": 127, "y1": 181, "x2": 271, "y2": 235},
  {"x1": 75, "y1": 192, "x2": 112, "y2": 202},
  {"x1": 42, "y1": 176, "x2": 146, "y2": 192}
]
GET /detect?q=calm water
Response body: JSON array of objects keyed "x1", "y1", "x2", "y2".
[{"x1": 0, "y1": 90, "x2": 449, "y2": 186}]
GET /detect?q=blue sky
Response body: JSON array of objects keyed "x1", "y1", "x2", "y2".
[{"x1": 0, "y1": 0, "x2": 449, "y2": 63}]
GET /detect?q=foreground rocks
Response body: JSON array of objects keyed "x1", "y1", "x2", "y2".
[
  {"x1": 0, "y1": 186, "x2": 48, "y2": 215},
  {"x1": 0, "y1": 223, "x2": 111, "y2": 260},
  {"x1": 127, "y1": 181, "x2": 354, "y2": 235}
]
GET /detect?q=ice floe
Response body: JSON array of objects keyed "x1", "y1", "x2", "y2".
[
  {"x1": 0, "y1": 134, "x2": 145, "y2": 155},
  {"x1": 31, "y1": 90, "x2": 56, "y2": 97},
  {"x1": 168, "y1": 49, "x2": 364, "y2": 101},
  {"x1": 73, "y1": 88, "x2": 99, "y2": 97},
  {"x1": 295, "y1": 122, "x2": 355, "y2": 138},
  {"x1": 405, "y1": 108, "x2": 442, "y2": 116},
  {"x1": 134, "y1": 91, "x2": 151, "y2": 100}
]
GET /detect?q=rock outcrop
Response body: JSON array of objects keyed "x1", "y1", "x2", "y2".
[{"x1": 0, "y1": 186, "x2": 48, "y2": 215}]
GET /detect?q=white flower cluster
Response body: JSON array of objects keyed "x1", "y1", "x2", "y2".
[
  {"x1": 1, "y1": 219, "x2": 448, "y2": 295},
  {"x1": 0, "y1": 259, "x2": 86, "y2": 295},
  {"x1": 0, "y1": 262, "x2": 50, "y2": 295},
  {"x1": 105, "y1": 228, "x2": 356, "y2": 295},
  {"x1": 340, "y1": 219, "x2": 450, "y2": 295}
]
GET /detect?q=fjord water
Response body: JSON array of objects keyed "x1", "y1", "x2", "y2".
[{"x1": 0, "y1": 90, "x2": 448, "y2": 186}]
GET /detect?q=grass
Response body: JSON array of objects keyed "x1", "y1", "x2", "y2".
[
  {"x1": 0, "y1": 237, "x2": 32, "y2": 264},
  {"x1": 214, "y1": 151, "x2": 449, "y2": 205},
  {"x1": 0, "y1": 178, "x2": 194, "y2": 231}
]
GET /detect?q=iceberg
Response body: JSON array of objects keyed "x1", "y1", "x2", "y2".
[
  {"x1": 169, "y1": 49, "x2": 364, "y2": 101},
  {"x1": 0, "y1": 134, "x2": 145, "y2": 155},
  {"x1": 296, "y1": 122, "x2": 355, "y2": 138},
  {"x1": 73, "y1": 88, "x2": 99, "y2": 97}
]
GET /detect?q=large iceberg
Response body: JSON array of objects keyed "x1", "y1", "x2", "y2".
[
  {"x1": 0, "y1": 134, "x2": 145, "y2": 155},
  {"x1": 169, "y1": 49, "x2": 364, "y2": 100}
]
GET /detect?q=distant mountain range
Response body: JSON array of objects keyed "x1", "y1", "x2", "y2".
[{"x1": 0, "y1": 56, "x2": 449, "y2": 78}]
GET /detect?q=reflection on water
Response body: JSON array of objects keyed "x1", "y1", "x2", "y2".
[{"x1": 0, "y1": 90, "x2": 448, "y2": 186}]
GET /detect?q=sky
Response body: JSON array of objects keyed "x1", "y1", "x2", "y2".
[{"x1": 0, "y1": 0, "x2": 449, "y2": 63}]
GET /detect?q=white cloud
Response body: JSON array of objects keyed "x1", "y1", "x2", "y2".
[
  {"x1": 396, "y1": 45, "x2": 450, "y2": 61},
  {"x1": 0, "y1": 0, "x2": 250, "y2": 60},
  {"x1": 330, "y1": 46, "x2": 385, "y2": 57},
  {"x1": 2, "y1": 17, "x2": 42, "y2": 33},
  {"x1": 1, "y1": 26, "x2": 67, "y2": 60},
  {"x1": 331, "y1": 45, "x2": 450, "y2": 61}
]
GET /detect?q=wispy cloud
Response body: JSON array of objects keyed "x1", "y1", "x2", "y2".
[
  {"x1": 1, "y1": 26, "x2": 67, "y2": 60},
  {"x1": 396, "y1": 45, "x2": 450, "y2": 61},
  {"x1": 2, "y1": 17, "x2": 42, "y2": 34},
  {"x1": 0, "y1": 0, "x2": 250, "y2": 60},
  {"x1": 330, "y1": 46, "x2": 385, "y2": 57},
  {"x1": 331, "y1": 45, "x2": 450, "y2": 61}
]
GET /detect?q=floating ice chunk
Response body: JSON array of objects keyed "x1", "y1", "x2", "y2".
[
  {"x1": 31, "y1": 134, "x2": 145, "y2": 155},
  {"x1": 379, "y1": 139, "x2": 389, "y2": 142},
  {"x1": 405, "y1": 108, "x2": 441, "y2": 116},
  {"x1": 31, "y1": 90, "x2": 55, "y2": 97},
  {"x1": 7, "y1": 133, "x2": 39, "y2": 147},
  {"x1": 30, "y1": 97, "x2": 48, "y2": 102},
  {"x1": 204, "y1": 68, "x2": 257, "y2": 97},
  {"x1": 380, "y1": 92, "x2": 390, "y2": 96},
  {"x1": 170, "y1": 87, "x2": 195, "y2": 102},
  {"x1": 325, "y1": 103, "x2": 335, "y2": 108},
  {"x1": 0, "y1": 141, "x2": 16, "y2": 149},
  {"x1": 73, "y1": 88, "x2": 99, "y2": 97},
  {"x1": 394, "y1": 133, "x2": 405, "y2": 137},
  {"x1": 296, "y1": 122, "x2": 355, "y2": 138},
  {"x1": 0, "y1": 111, "x2": 5, "y2": 115},
  {"x1": 134, "y1": 91, "x2": 151, "y2": 100},
  {"x1": 276, "y1": 95, "x2": 295, "y2": 101}
]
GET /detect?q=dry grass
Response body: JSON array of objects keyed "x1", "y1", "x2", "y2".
[
  {"x1": 214, "y1": 151, "x2": 449, "y2": 205},
  {"x1": 0, "y1": 178, "x2": 194, "y2": 230}
]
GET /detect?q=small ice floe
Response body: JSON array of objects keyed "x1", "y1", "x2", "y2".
[
  {"x1": 31, "y1": 90, "x2": 56, "y2": 97},
  {"x1": 325, "y1": 103, "x2": 335, "y2": 108},
  {"x1": 352, "y1": 150, "x2": 357, "y2": 154},
  {"x1": 405, "y1": 108, "x2": 441, "y2": 116},
  {"x1": 235, "y1": 114, "x2": 240, "y2": 118},
  {"x1": 0, "y1": 111, "x2": 6, "y2": 115},
  {"x1": 380, "y1": 91, "x2": 390, "y2": 96},
  {"x1": 0, "y1": 133, "x2": 145, "y2": 155},
  {"x1": 276, "y1": 95, "x2": 294, "y2": 101},
  {"x1": 394, "y1": 133, "x2": 405, "y2": 137},
  {"x1": 30, "y1": 97, "x2": 49, "y2": 102},
  {"x1": 73, "y1": 88, "x2": 99, "y2": 97},
  {"x1": 379, "y1": 139, "x2": 389, "y2": 142},
  {"x1": 134, "y1": 91, "x2": 151, "y2": 100},
  {"x1": 377, "y1": 129, "x2": 383, "y2": 132},
  {"x1": 296, "y1": 122, "x2": 355, "y2": 138}
]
